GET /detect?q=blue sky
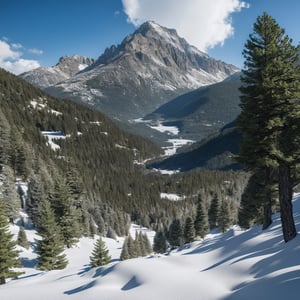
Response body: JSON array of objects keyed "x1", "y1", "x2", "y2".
[{"x1": 1, "y1": 0, "x2": 300, "y2": 74}]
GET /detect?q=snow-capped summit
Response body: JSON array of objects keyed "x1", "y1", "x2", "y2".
[
  {"x1": 43, "y1": 21, "x2": 239, "y2": 121},
  {"x1": 20, "y1": 55, "x2": 95, "y2": 89}
]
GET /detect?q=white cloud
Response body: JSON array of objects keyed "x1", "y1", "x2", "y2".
[
  {"x1": 0, "y1": 40, "x2": 40, "y2": 74},
  {"x1": 122, "y1": 0, "x2": 249, "y2": 51}
]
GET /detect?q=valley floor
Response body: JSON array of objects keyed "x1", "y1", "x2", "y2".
[{"x1": 2, "y1": 197, "x2": 300, "y2": 300}]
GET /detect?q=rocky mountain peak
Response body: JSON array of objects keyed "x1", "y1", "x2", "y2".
[{"x1": 20, "y1": 55, "x2": 94, "y2": 89}]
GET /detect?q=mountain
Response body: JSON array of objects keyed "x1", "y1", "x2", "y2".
[
  {"x1": 148, "y1": 121, "x2": 241, "y2": 171},
  {"x1": 20, "y1": 55, "x2": 95, "y2": 89},
  {"x1": 144, "y1": 77, "x2": 241, "y2": 142},
  {"x1": 40, "y1": 21, "x2": 239, "y2": 122},
  {"x1": 1, "y1": 68, "x2": 246, "y2": 239}
]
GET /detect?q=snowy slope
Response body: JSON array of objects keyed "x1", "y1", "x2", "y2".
[{"x1": 2, "y1": 196, "x2": 300, "y2": 299}]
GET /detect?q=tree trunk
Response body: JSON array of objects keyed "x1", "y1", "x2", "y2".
[
  {"x1": 262, "y1": 167, "x2": 272, "y2": 230},
  {"x1": 278, "y1": 164, "x2": 297, "y2": 242},
  {"x1": 0, "y1": 276, "x2": 6, "y2": 285}
]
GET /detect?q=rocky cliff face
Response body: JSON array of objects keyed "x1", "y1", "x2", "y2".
[{"x1": 20, "y1": 55, "x2": 94, "y2": 89}]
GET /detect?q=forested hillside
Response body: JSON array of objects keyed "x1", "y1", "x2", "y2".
[{"x1": 0, "y1": 68, "x2": 248, "y2": 251}]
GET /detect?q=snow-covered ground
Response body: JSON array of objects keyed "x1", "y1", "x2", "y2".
[
  {"x1": 160, "y1": 192, "x2": 185, "y2": 201},
  {"x1": 41, "y1": 131, "x2": 67, "y2": 150},
  {"x1": 133, "y1": 118, "x2": 194, "y2": 156},
  {"x1": 2, "y1": 195, "x2": 300, "y2": 299}
]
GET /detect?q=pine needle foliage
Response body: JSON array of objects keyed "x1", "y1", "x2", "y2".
[
  {"x1": 90, "y1": 236, "x2": 111, "y2": 267},
  {"x1": 0, "y1": 200, "x2": 22, "y2": 284}
]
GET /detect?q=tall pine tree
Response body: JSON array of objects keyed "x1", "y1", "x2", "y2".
[
  {"x1": 195, "y1": 200, "x2": 209, "y2": 239},
  {"x1": 238, "y1": 12, "x2": 300, "y2": 242},
  {"x1": 0, "y1": 200, "x2": 22, "y2": 284},
  {"x1": 35, "y1": 200, "x2": 68, "y2": 270}
]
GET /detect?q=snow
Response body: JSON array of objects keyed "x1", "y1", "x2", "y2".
[
  {"x1": 78, "y1": 64, "x2": 88, "y2": 71},
  {"x1": 160, "y1": 192, "x2": 184, "y2": 201},
  {"x1": 3, "y1": 195, "x2": 300, "y2": 299},
  {"x1": 149, "y1": 123, "x2": 179, "y2": 135},
  {"x1": 41, "y1": 131, "x2": 66, "y2": 150},
  {"x1": 163, "y1": 138, "x2": 194, "y2": 156}
]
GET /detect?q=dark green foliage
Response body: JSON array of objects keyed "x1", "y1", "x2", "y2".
[
  {"x1": 17, "y1": 226, "x2": 29, "y2": 249},
  {"x1": 168, "y1": 219, "x2": 183, "y2": 248},
  {"x1": 120, "y1": 231, "x2": 152, "y2": 260},
  {"x1": 153, "y1": 230, "x2": 167, "y2": 254},
  {"x1": 142, "y1": 232, "x2": 152, "y2": 254},
  {"x1": 0, "y1": 166, "x2": 20, "y2": 221},
  {"x1": 238, "y1": 13, "x2": 300, "y2": 241},
  {"x1": 90, "y1": 237, "x2": 111, "y2": 267},
  {"x1": 27, "y1": 174, "x2": 46, "y2": 228},
  {"x1": 36, "y1": 200, "x2": 68, "y2": 270},
  {"x1": 0, "y1": 67, "x2": 250, "y2": 246},
  {"x1": 238, "y1": 171, "x2": 277, "y2": 229},
  {"x1": 49, "y1": 178, "x2": 81, "y2": 248},
  {"x1": 120, "y1": 237, "x2": 130, "y2": 261},
  {"x1": 184, "y1": 217, "x2": 195, "y2": 243},
  {"x1": 0, "y1": 200, "x2": 22, "y2": 284},
  {"x1": 194, "y1": 200, "x2": 209, "y2": 239},
  {"x1": 208, "y1": 194, "x2": 220, "y2": 229},
  {"x1": 218, "y1": 200, "x2": 232, "y2": 233},
  {"x1": 0, "y1": 110, "x2": 11, "y2": 166}
]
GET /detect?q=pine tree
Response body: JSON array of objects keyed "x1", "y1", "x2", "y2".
[
  {"x1": 127, "y1": 234, "x2": 137, "y2": 258},
  {"x1": 120, "y1": 236, "x2": 130, "y2": 261},
  {"x1": 17, "y1": 226, "x2": 29, "y2": 249},
  {"x1": 153, "y1": 230, "x2": 167, "y2": 254},
  {"x1": 194, "y1": 201, "x2": 209, "y2": 239},
  {"x1": 0, "y1": 109, "x2": 11, "y2": 166},
  {"x1": 134, "y1": 231, "x2": 142, "y2": 257},
  {"x1": 142, "y1": 232, "x2": 152, "y2": 254},
  {"x1": 49, "y1": 178, "x2": 81, "y2": 247},
  {"x1": 0, "y1": 165, "x2": 20, "y2": 222},
  {"x1": 218, "y1": 199, "x2": 231, "y2": 233},
  {"x1": 27, "y1": 174, "x2": 46, "y2": 228},
  {"x1": 238, "y1": 12, "x2": 300, "y2": 242},
  {"x1": 208, "y1": 194, "x2": 219, "y2": 229},
  {"x1": 184, "y1": 217, "x2": 195, "y2": 243},
  {"x1": 36, "y1": 200, "x2": 68, "y2": 270},
  {"x1": 90, "y1": 236, "x2": 111, "y2": 267},
  {"x1": 0, "y1": 200, "x2": 22, "y2": 284},
  {"x1": 168, "y1": 219, "x2": 183, "y2": 248}
]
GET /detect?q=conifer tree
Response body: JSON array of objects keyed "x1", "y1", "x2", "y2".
[
  {"x1": 208, "y1": 194, "x2": 219, "y2": 229},
  {"x1": 153, "y1": 230, "x2": 167, "y2": 254},
  {"x1": 0, "y1": 109, "x2": 11, "y2": 166},
  {"x1": 27, "y1": 174, "x2": 46, "y2": 228},
  {"x1": 90, "y1": 236, "x2": 111, "y2": 267},
  {"x1": 142, "y1": 232, "x2": 152, "y2": 254},
  {"x1": 194, "y1": 201, "x2": 209, "y2": 239},
  {"x1": 168, "y1": 219, "x2": 183, "y2": 248},
  {"x1": 36, "y1": 200, "x2": 68, "y2": 270},
  {"x1": 184, "y1": 217, "x2": 195, "y2": 243},
  {"x1": 127, "y1": 234, "x2": 137, "y2": 258},
  {"x1": 120, "y1": 236, "x2": 130, "y2": 261},
  {"x1": 238, "y1": 12, "x2": 300, "y2": 241},
  {"x1": 134, "y1": 231, "x2": 142, "y2": 257},
  {"x1": 0, "y1": 200, "x2": 22, "y2": 284},
  {"x1": 17, "y1": 226, "x2": 29, "y2": 249},
  {"x1": 218, "y1": 200, "x2": 231, "y2": 233},
  {"x1": 49, "y1": 178, "x2": 81, "y2": 247},
  {"x1": 0, "y1": 166, "x2": 20, "y2": 222}
]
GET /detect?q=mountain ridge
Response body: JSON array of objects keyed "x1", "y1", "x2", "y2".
[
  {"x1": 20, "y1": 55, "x2": 95, "y2": 89},
  {"x1": 22, "y1": 21, "x2": 239, "y2": 124}
]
